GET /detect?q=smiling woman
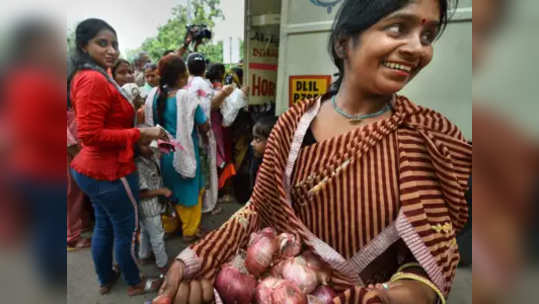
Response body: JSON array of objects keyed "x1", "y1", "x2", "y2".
[
  {"x1": 154, "y1": 1, "x2": 471, "y2": 304},
  {"x1": 67, "y1": 18, "x2": 168, "y2": 297}
]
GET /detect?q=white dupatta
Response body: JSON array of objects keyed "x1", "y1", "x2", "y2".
[{"x1": 144, "y1": 87, "x2": 199, "y2": 179}]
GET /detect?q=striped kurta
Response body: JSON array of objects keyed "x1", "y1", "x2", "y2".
[{"x1": 177, "y1": 95, "x2": 472, "y2": 304}]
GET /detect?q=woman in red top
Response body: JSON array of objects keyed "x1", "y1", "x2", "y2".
[{"x1": 68, "y1": 18, "x2": 167, "y2": 296}]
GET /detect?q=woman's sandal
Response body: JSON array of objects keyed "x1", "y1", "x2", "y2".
[
  {"x1": 67, "y1": 238, "x2": 91, "y2": 252},
  {"x1": 127, "y1": 277, "x2": 164, "y2": 296},
  {"x1": 99, "y1": 267, "x2": 121, "y2": 295}
]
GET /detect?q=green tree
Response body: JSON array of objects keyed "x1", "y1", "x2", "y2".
[{"x1": 135, "y1": 0, "x2": 225, "y2": 63}]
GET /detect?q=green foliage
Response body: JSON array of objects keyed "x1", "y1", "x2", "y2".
[{"x1": 134, "y1": 0, "x2": 225, "y2": 63}]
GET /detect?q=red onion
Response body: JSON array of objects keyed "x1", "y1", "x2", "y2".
[
  {"x1": 272, "y1": 280, "x2": 307, "y2": 304},
  {"x1": 215, "y1": 263, "x2": 257, "y2": 304},
  {"x1": 255, "y1": 277, "x2": 283, "y2": 304},
  {"x1": 246, "y1": 232, "x2": 279, "y2": 277},
  {"x1": 310, "y1": 285, "x2": 337, "y2": 304},
  {"x1": 249, "y1": 227, "x2": 277, "y2": 246},
  {"x1": 278, "y1": 233, "x2": 302, "y2": 258},
  {"x1": 301, "y1": 251, "x2": 332, "y2": 285},
  {"x1": 282, "y1": 257, "x2": 319, "y2": 294}
]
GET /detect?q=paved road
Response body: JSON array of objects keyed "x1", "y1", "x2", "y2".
[{"x1": 67, "y1": 201, "x2": 472, "y2": 303}]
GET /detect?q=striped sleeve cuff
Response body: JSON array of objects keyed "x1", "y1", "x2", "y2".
[{"x1": 176, "y1": 247, "x2": 202, "y2": 279}]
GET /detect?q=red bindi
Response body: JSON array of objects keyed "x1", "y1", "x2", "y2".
[{"x1": 421, "y1": 18, "x2": 427, "y2": 25}]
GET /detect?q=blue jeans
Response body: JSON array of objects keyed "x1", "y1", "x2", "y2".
[{"x1": 71, "y1": 169, "x2": 141, "y2": 286}]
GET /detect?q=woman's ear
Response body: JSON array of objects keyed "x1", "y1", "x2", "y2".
[{"x1": 334, "y1": 38, "x2": 348, "y2": 59}]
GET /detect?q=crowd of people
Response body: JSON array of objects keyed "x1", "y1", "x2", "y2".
[{"x1": 67, "y1": 18, "x2": 275, "y2": 296}]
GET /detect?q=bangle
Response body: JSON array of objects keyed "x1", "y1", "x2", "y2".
[
  {"x1": 396, "y1": 262, "x2": 421, "y2": 273},
  {"x1": 390, "y1": 272, "x2": 446, "y2": 304}
]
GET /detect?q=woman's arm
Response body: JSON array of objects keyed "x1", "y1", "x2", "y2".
[{"x1": 210, "y1": 85, "x2": 234, "y2": 110}]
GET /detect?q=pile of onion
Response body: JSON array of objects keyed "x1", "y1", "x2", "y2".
[{"x1": 216, "y1": 227, "x2": 337, "y2": 304}]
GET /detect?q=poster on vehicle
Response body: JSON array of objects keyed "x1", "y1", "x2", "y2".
[
  {"x1": 246, "y1": 28, "x2": 280, "y2": 105},
  {"x1": 289, "y1": 75, "x2": 332, "y2": 106}
]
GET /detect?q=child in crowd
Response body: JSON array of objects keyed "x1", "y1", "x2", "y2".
[
  {"x1": 112, "y1": 59, "x2": 145, "y2": 122},
  {"x1": 248, "y1": 115, "x2": 278, "y2": 195},
  {"x1": 141, "y1": 63, "x2": 159, "y2": 95},
  {"x1": 135, "y1": 141, "x2": 172, "y2": 274},
  {"x1": 112, "y1": 58, "x2": 134, "y2": 87}
]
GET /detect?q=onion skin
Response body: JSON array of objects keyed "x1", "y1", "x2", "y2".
[
  {"x1": 281, "y1": 257, "x2": 319, "y2": 294},
  {"x1": 200, "y1": 279, "x2": 214, "y2": 302},
  {"x1": 278, "y1": 233, "x2": 302, "y2": 258},
  {"x1": 215, "y1": 264, "x2": 257, "y2": 304},
  {"x1": 310, "y1": 285, "x2": 337, "y2": 304},
  {"x1": 255, "y1": 277, "x2": 283, "y2": 304},
  {"x1": 245, "y1": 234, "x2": 279, "y2": 277},
  {"x1": 249, "y1": 227, "x2": 277, "y2": 246},
  {"x1": 272, "y1": 280, "x2": 307, "y2": 304}
]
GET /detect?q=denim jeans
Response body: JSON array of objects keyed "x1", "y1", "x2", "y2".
[{"x1": 71, "y1": 169, "x2": 141, "y2": 286}]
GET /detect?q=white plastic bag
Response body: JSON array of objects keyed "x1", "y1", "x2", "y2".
[{"x1": 220, "y1": 88, "x2": 247, "y2": 127}]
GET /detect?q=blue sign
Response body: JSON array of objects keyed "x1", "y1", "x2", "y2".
[{"x1": 309, "y1": 0, "x2": 343, "y2": 14}]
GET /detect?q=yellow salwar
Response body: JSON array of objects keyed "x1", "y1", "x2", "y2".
[{"x1": 175, "y1": 189, "x2": 204, "y2": 237}]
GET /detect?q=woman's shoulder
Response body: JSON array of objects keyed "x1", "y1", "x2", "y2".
[
  {"x1": 273, "y1": 97, "x2": 318, "y2": 133},
  {"x1": 72, "y1": 70, "x2": 110, "y2": 90},
  {"x1": 397, "y1": 95, "x2": 467, "y2": 141}
]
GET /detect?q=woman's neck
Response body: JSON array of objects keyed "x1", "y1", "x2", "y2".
[{"x1": 335, "y1": 76, "x2": 392, "y2": 115}]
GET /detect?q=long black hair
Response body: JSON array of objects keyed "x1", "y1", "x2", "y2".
[
  {"x1": 156, "y1": 54, "x2": 187, "y2": 126},
  {"x1": 67, "y1": 18, "x2": 117, "y2": 107},
  {"x1": 327, "y1": 0, "x2": 456, "y2": 95}
]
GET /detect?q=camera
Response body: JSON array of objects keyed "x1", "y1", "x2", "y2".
[{"x1": 186, "y1": 24, "x2": 212, "y2": 44}]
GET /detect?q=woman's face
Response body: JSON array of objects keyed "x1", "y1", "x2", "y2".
[
  {"x1": 114, "y1": 62, "x2": 135, "y2": 87},
  {"x1": 82, "y1": 29, "x2": 119, "y2": 69},
  {"x1": 342, "y1": 0, "x2": 440, "y2": 95}
]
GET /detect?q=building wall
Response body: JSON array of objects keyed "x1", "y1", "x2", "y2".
[{"x1": 275, "y1": 0, "x2": 472, "y2": 139}]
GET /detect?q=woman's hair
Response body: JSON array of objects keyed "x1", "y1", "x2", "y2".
[
  {"x1": 187, "y1": 53, "x2": 206, "y2": 76},
  {"x1": 253, "y1": 115, "x2": 279, "y2": 139},
  {"x1": 162, "y1": 49, "x2": 175, "y2": 57},
  {"x1": 67, "y1": 18, "x2": 116, "y2": 105},
  {"x1": 112, "y1": 58, "x2": 130, "y2": 79},
  {"x1": 206, "y1": 63, "x2": 226, "y2": 83},
  {"x1": 327, "y1": 0, "x2": 455, "y2": 94},
  {"x1": 156, "y1": 54, "x2": 187, "y2": 125}
]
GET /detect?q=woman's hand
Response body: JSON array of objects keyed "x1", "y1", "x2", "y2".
[
  {"x1": 159, "y1": 187, "x2": 173, "y2": 198},
  {"x1": 222, "y1": 85, "x2": 234, "y2": 97},
  {"x1": 138, "y1": 126, "x2": 168, "y2": 144},
  {"x1": 153, "y1": 260, "x2": 214, "y2": 304}
]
